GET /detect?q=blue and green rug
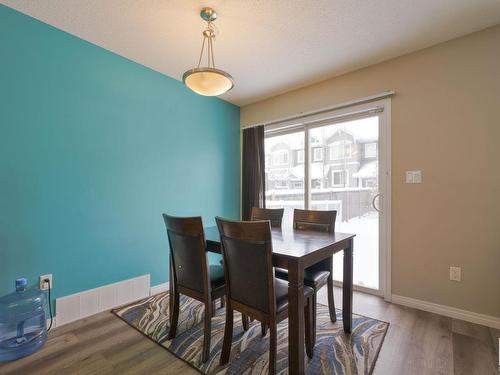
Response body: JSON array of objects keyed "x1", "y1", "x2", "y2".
[{"x1": 113, "y1": 292, "x2": 388, "y2": 374}]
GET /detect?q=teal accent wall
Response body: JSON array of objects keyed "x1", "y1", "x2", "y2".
[{"x1": 0, "y1": 5, "x2": 240, "y2": 305}]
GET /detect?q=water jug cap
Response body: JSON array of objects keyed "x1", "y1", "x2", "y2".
[{"x1": 16, "y1": 277, "x2": 28, "y2": 291}]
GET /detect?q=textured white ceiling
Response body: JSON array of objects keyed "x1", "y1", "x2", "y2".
[{"x1": 2, "y1": 0, "x2": 500, "y2": 106}]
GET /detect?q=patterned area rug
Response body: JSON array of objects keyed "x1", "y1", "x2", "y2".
[{"x1": 113, "y1": 292, "x2": 388, "y2": 374}]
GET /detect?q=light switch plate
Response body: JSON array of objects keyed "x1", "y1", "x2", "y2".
[
  {"x1": 406, "y1": 170, "x2": 422, "y2": 184},
  {"x1": 449, "y1": 266, "x2": 461, "y2": 282}
]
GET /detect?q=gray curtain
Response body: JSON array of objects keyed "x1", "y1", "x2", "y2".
[{"x1": 242, "y1": 126, "x2": 266, "y2": 220}]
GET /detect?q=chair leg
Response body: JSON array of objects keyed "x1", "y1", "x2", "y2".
[
  {"x1": 327, "y1": 274, "x2": 337, "y2": 323},
  {"x1": 242, "y1": 314, "x2": 249, "y2": 331},
  {"x1": 305, "y1": 296, "x2": 314, "y2": 358},
  {"x1": 167, "y1": 291, "x2": 180, "y2": 339},
  {"x1": 212, "y1": 300, "x2": 217, "y2": 317},
  {"x1": 312, "y1": 292, "x2": 317, "y2": 344},
  {"x1": 269, "y1": 324, "x2": 277, "y2": 375},
  {"x1": 220, "y1": 296, "x2": 225, "y2": 308},
  {"x1": 202, "y1": 302, "x2": 212, "y2": 363},
  {"x1": 220, "y1": 306, "x2": 234, "y2": 365},
  {"x1": 261, "y1": 322, "x2": 267, "y2": 337}
]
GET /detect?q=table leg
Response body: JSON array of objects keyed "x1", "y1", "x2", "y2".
[
  {"x1": 342, "y1": 239, "x2": 353, "y2": 333},
  {"x1": 288, "y1": 261, "x2": 305, "y2": 375}
]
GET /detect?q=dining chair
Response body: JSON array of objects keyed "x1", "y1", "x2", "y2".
[
  {"x1": 275, "y1": 209, "x2": 337, "y2": 343},
  {"x1": 250, "y1": 207, "x2": 284, "y2": 228},
  {"x1": 216, "y1": 217, "x2": 314, "y2": 374},
  {"x1": 222, "y1": 208, "x2": 284, "y2": 317},
  {"x1": 247, "y1": 207, "x2": 285, "y2": 331},
  {"x1": 162, "y1": 214, "x2": 226, "y2": 363}
]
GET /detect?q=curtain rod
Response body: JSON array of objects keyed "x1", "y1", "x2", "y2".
[{"x1": 241, "y1": 90, "x2": 395, "y2": 130}]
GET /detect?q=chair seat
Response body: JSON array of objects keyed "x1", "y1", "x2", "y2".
[
  {"x1": 275, "y1": 267, "x2": 330, "y2": 290},
  {"x1": 274, "y1": 278, "x2": 314, "y2": 313},
  {"x1": 210, "y1": 265, "x2": 225, "y2": 290}
]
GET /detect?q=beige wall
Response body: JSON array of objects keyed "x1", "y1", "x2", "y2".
[{"x1": 241, "y1": 25, "x2": 500, "y2": 317}]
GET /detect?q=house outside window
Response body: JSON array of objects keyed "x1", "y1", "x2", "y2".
[
  {"x1": 331, "y1": 170, "x2": 348, "y2": 187},
  {"x1": 275, "y1": 180, "x2": 287, "y2": 189},
  {"x1": 364, "y1": 142, "x2": 377, "y2": 158},
  {"x1": 329, "y1": 141, "x2": 352, "y2": 160},
  {"x1": 272, "y1": 150, "x2": 288, "y2": 166},
  {"x1": 312, "y1": 147, "x2": 323, "y2": 162}
]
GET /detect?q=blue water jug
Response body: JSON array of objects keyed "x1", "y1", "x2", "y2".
[{"x1": 0, "y1": 278, "x2": 48, "y2": 361}]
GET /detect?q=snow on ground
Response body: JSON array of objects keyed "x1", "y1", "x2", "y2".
[
  {"x1": 334, "y1": 212, "x2": 379, "y2": 290},
  {"x1": 279, "y1": 208, "x2": 379, "y2": 290}
]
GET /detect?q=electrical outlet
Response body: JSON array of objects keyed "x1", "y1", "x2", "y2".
[
  {"x1": 449, "y1": 267, "x2": 461, "y2": 282},
  {"x1": 39, "y1": 274, "x2": 53, "y2": 290}
]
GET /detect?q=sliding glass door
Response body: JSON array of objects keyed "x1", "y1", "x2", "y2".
[
  {"x1": 264, "y1": 99, "x2": 391, "y2": 297},
  {"x1": 309, "y1": 117, "x2": 380, "y2": 290}
]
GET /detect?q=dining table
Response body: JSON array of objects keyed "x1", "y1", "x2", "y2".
[{"x1": 204, "y1": 225, "x2": 355, "y2": 375}]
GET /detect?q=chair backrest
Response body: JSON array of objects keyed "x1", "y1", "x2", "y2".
[
  {"x1": 215, "y1": 217, "x2": 275, "y2": 315},
  {"x1": 293, "y1": 209, "x2": 337, "y2": 233},
  {"x1": 250, "y1": 207, "x2": 284, "y2": 228},
  {"x1": 162, "y1": 214, "x2": 209, "y2": 295}
]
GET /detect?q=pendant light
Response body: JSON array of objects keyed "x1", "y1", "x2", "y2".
[{"x1": 183, "y1": 7, "x2": 234, "y2": 96}]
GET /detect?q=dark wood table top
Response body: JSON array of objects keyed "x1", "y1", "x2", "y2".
[{"x1": 205, "y1": 225, "x2": 355, "y2": 263}]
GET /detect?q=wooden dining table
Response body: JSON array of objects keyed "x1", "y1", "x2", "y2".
[{"x1": 204, "y1": 225, "x2": 355, "y2": 375}]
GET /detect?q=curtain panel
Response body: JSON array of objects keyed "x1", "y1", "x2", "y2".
[{"x1": 242, "y1": 126, "x2": 266, "y2": 220}]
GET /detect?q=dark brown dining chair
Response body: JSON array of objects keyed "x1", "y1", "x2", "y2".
[
  {"x1": 247, "y1": 207, "x2": 285, "y2": 330},
  {"x1": 222, "y1": 207, "x2": 284, "y2": 314},
  {"x1": 275, "y1": 209, "x2": 337, "y2": 342},
  {"x1": 216, "y1": 217, "x2": 314, "y2": 374},
  {"x1": 250, "y1": 207, "x2": 284, "y2": 228},
  {"x1": 162, "y1": 214, "x2": 226, "y2": 363}
]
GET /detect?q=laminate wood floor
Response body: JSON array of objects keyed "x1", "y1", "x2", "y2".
[{"x1": 1, "y1": 288, "x2": 498, "y2": 375}]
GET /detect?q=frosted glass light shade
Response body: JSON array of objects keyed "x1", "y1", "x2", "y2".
[{"x1": 183, "y1": 68, "x2": 234, "y2": 96}]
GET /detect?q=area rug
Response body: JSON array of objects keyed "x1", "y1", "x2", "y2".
[{"x1": 112, "y1": 292, "x2": 388, "y2": 374}]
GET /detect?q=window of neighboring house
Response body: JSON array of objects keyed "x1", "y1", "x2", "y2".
[
  {"x1": 265, "y1": 154, "x2": 270, "y2": 167},
  {"x1": 331, "y1": 170, "x2": 348, "y2": 187},
  {"x1": 297, "y1": 149, "x2": 304, "y2": 164},
  {"x1": 363, "y1": 178, "x2": 377, "y2": 188},
  {"x1": 311, "y1": 179, "x2": 321, "y2": 189},
  {"x1": 272, "y1": 150, "x2": 288, "y2": 166},
  {"x1": 292, "y1": 181, "x2": 303, "y2": 189},
  {"x1": 329, "y1": 141, "x2": 352, "y2": 160},
  {"x1": 312, "y1": 147, "x2": 323, "y2": 162},
  {"x1": 364, "y1": 142, "x2": 377, "y2": 158},
  {"x1": 275, "y1": 180, "x2": 287, "y2": 189}
]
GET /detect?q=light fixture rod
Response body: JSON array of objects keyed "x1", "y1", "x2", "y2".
[{"x1": 197, "y1": 36, "x2": 206, "y2": 68}]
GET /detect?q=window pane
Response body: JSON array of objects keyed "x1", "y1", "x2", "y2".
[
  {"x1": 265, "y1": 131, "x2": 305, "y2": 227},
  {"x1": 297, "y1": 149, "x2": 304, "y2": 164},
  {"x1": 365, "y1": 142, "x2": 377, "y2": 158}
]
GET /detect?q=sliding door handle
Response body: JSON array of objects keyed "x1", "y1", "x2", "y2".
[{"x1": 372, "y1": 193, "x2": 382, "y2": 213}]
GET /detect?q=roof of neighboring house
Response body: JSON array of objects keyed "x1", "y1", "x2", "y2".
[
  {"x1": 289, "y1": 163, "x2": 325, "y2": 180},
  {"x1": 352, "y1": 160, "x2": 378, "y2": 178}
]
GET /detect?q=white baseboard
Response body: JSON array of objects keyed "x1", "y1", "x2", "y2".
[
  {"x1": 392, "y1": 294, "x2": 500, "y2": 329},
  {"x1": 55, "y1": 274, "x2": 150, "y2": 327},
  {"x1": 150, "y1": 282, "x2": 169, "y2": 296}
]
